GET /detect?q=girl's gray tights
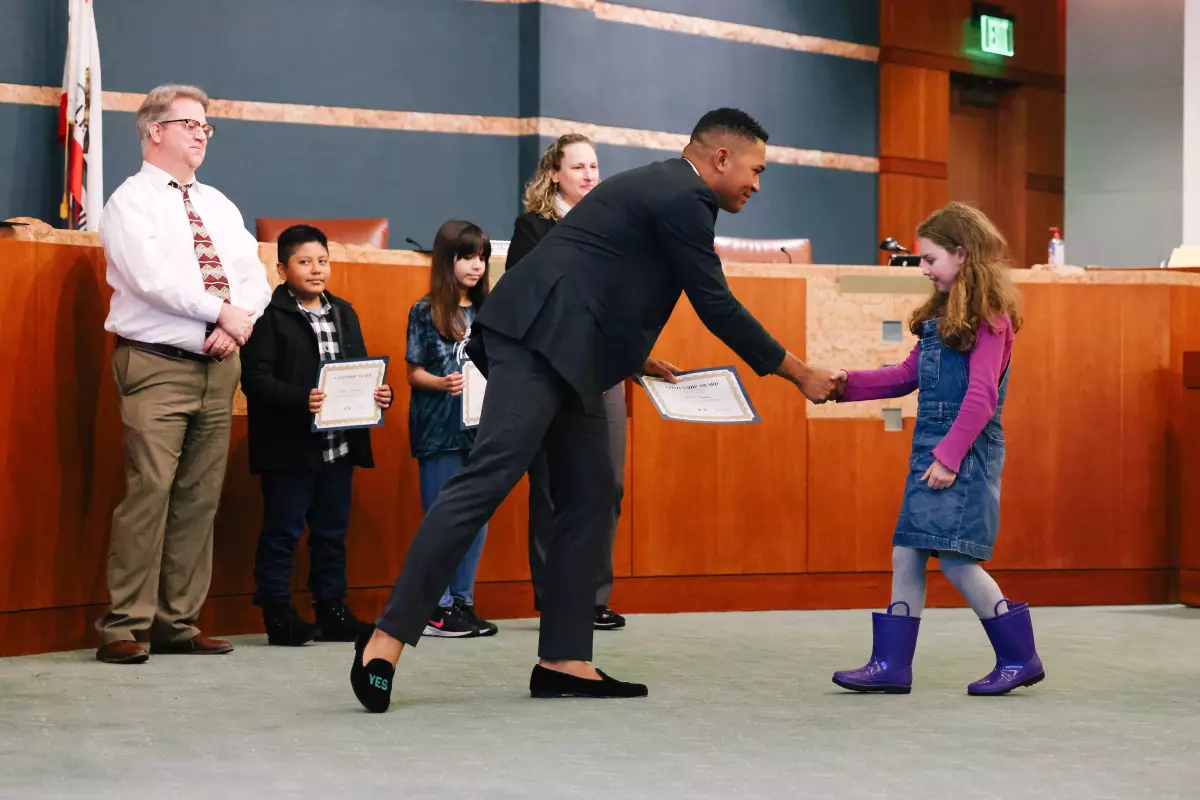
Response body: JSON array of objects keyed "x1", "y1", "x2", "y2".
[{"x1": 890, "y1": 546, "x2": 1006, "y2": 618}]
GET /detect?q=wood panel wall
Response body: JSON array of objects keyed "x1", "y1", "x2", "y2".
[
  {"x1": 878, "y1": 0, "x2": 1065, "y2": 267},
  {"x1": 1170, "y1": 288, "x2": 1200, "y2": 605},
  {"x1": 630, "y1": 277, "x2": 808, "y2": 577},
  {"x1": 3, "y1": 239, "x2": 1196, "y2": 657}
]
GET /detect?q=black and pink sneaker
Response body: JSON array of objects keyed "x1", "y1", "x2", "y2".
[
  {"x1": 424, "y1": 604, "x2": 479, "y2": 638},
  {"x1": 459, "y1": 603, "x2": 499, "y2": 637},
  {"x1": 594, "y1": 606, "x2": 626, "y2": 630}
]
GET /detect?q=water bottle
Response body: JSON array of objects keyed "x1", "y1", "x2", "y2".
[{"x1": 1048, "y1": 227, "x2": 1065, "y2": 267}]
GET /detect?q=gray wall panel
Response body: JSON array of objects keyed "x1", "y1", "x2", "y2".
[
  {"x1": 92, "y1": 0, "x2": 522, "y2": 117},
  {"x1": 606, "y1": 0, "x2": 879, "y2": 45},
  {"x1": 539, "y1": 5, "x2": 878, "y2": 156}
]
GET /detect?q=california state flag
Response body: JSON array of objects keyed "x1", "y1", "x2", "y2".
[{"x1": 58, "y1": 0, "x2": 103, "y2": 231}]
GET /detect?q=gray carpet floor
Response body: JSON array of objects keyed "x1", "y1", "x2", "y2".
[{"x1": 1, "y1": 605, "x2": 1197, "y2": 799}]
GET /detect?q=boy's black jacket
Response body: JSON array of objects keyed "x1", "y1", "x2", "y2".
[{"x1": 240, "y1": 284, "x2": 377, "y2": 474}]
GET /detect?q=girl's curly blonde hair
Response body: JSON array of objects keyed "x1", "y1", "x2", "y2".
[{"x1": 910, "y1": 202, "x2": 1023, "y2": 351}]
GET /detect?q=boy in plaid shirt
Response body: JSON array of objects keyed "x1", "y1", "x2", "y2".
[{"x1": 240, "y1": 225, "x2": 392, "y2": 646}]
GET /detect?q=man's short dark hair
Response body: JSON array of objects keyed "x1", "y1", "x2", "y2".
[
  {"x1": 690, "y1": 108, "x2": 769, "y2": 145},
  {"x1": 277, "y1": 224, "x2": 329, "y2": 264}
]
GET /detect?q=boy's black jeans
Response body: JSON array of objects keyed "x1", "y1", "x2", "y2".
[{"x1": 253, "y1": 460, "x2": 354, "y2": 607}]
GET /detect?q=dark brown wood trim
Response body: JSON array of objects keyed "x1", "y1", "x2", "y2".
[
  {"x1": 879, "y1": 46, "x2": 962, "y2": 75},
  {"x1": 880, "y1": 46, "x2": 1066, "y2": 92},
  {"x1": 880, "y1": 156, "x2": 949, "y2": 179},
  {"x1": 1026, "y1": 173, "x2": 1065, "y2": 193},
  {"x1": 1181, "y1": 569, "x2": 1200, "y2": 607},
  {"x1": 0, "y1": 569, "x2": 1173, "y2": 657},
  {"x1": 1183, "y1": 352, "x2": 1200, "y2": 389}
]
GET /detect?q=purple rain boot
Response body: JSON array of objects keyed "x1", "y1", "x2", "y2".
[
  {"x1": 832, "y1": 601, "x2": 921, "y2": 695},
  {"x1": 967, "y1": 599, "x2": 1046, "y2": 696}
]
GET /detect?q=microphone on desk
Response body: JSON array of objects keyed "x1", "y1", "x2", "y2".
[
  {"x1": 405, "y1": 236, "x2": 430, "y2": 253},
  {"x1": 780, "y1": 246, "x2": 793, "y2": 263},
  {"x1": 881, "y1": 237, "x2": 920, "y2": 266}
]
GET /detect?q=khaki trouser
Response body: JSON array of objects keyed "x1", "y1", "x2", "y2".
[{"x1": 96, "y1": 346, "x2": 240, "y2": 645}]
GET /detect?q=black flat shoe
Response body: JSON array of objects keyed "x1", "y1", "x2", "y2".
[
  {"x1": 529, "y1": 664, "x2": 648, "y2": 699},
  {"x1": 350, "y1": 625, "x2": 395, "y2": 713}
]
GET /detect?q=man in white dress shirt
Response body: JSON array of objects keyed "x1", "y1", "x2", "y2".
[{"x1": 95, "y1": 84, "x2": 271, "y2": 664}]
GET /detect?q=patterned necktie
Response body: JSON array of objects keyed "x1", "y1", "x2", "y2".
[{"x1": 170, "y1": 181, "x2": 231, "y2": 301}]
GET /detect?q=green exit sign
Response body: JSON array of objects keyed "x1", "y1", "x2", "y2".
[{"x1": 980, "y1": 14, "x2": 1014, "y2": 57}]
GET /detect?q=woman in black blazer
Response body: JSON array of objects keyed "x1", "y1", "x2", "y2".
[
  {"x1": 506, "y1": 134, "x2": 596, "y2": 267},
  {"x1": 504, "y1": 135, "x2": 628, "y2": 630}
]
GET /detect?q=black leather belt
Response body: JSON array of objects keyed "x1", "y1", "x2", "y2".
[{"x1": 115, "y1": 336, "x2": 218, "y2": 364}]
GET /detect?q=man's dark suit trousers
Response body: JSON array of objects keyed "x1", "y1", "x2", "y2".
[{"x1": 377, "y1": 328, "x2": 614, "y2": 661}]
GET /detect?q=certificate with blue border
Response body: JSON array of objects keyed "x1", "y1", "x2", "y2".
[
  {"x1": 635, "y1": 366, "x2": 760, "y2": 424},
  {"x1": 312, "y1": 356, "x2": 389, "y2": 432}
]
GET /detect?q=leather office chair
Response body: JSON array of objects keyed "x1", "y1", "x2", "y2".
[
  {"x1": 713, "y1": 237, "x2": 812, "y2": 264},
  {"x1": 256, "y1": 218, "x2": 389, "y2": 248}
]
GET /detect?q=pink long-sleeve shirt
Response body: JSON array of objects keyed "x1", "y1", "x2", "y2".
[{"x1": 841, "y1": 316, "x2": 1013, "y2": 473}]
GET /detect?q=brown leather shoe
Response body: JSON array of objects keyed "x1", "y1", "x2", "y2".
[
  {"x1": 149, "y1": 634, "x2": 234, "y2": 655},
  {"x1": 96, "y1": 640, "x2": 149, "y2": 664}
]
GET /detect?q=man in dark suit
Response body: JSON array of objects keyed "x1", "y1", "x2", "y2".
[{"x1": 350, "y1": 108, "x2": 840, "y2": 712}]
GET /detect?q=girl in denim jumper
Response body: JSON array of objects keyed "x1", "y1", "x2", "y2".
[{"x1": 830, "y1": 203, "x2": 1044, "y2": 696}]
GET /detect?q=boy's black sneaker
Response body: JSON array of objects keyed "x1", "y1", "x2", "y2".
[
  {"x1": 263, "y1": 602, "x2": 318, "y2": 647},
  {"x1": 424, "y1": 604, "x2": 479, "y2": 638},
  {"x1": 314, "y1": 600, "x2": 371, "y2": 642}
]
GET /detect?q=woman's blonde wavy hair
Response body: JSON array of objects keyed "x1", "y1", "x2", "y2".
[
  {"x1": 909, "y1": 202, "x2": 1023, "y2": 352},
  {"x1": 522, "y1": 133, "x2": 595, "y2": 219}
]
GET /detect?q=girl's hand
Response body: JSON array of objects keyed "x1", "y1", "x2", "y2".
[
  {"x1": 921, "y1": 458, "x2": 957, "y2": 490},
  {"x1": 443, "y1": 372, "x2": 465, "y2": 396},
  {"x1": 832, "y1": 369, "x2": 848, "y2": 401},
  {"x1": 375, "y1": 384, "x2": 393, "y2": 409},
  {"x1": 309, "y1": 389, "x2": 326, "y2": 414}
]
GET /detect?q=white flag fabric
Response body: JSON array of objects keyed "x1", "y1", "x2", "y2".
[{"x1": 59, "y1": 0, "x2": 103, "y2": 231}]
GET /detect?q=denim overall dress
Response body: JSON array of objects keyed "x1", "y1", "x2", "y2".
[{"x1": 893, "y1": 319, "x2": 1010, "y2": 560}]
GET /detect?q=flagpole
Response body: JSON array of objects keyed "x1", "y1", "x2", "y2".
[
  {"x1": 59, "y1": 0, "x2": 76, "y2": 229},
  {"x1": 59, "y1": 121, "x2": 72, "y2": 228}
]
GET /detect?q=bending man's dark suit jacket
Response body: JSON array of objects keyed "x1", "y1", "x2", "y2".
[{"x1": 470, "y1": 158, "x2": 786, "y2": 402}]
